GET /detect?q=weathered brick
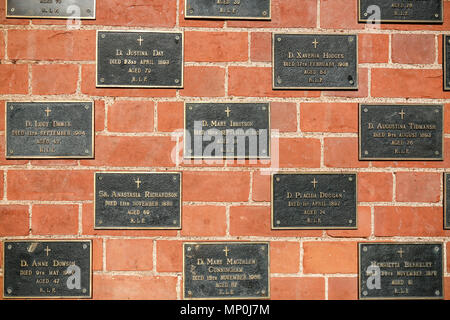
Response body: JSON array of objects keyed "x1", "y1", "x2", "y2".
[
  {"x1": 395, "y1": 172, "x2": 441, "y2": 203},
  {"x1": 324, "y1": 137, "x2": 369, "y2": 168},
  {"x1": 106, "y1": 239, "x2": 153, "y2": 271},
  {"x1": 358, "y1": 172, "x2": 393, "y2": 202},
  {"x1": 270, "y1": 241, "x2": 300, "y2": 274},
  {"x1": 0, "y1": 205, "x2": 29, "y2": 236},
  {"x1": 156, "y1": 240, "x2": 183, "y2": 273},
  {"x1": 328, "y1": 277, "x2": 358, "y2": 300},
  {"x1": 32, "y1": 204, "x2": 78, "y2": 235},
  {"x1": 271, "y1": 277, "x2": 325, "y2": 300},
  {"x1": 32, "y1": 64, "x2": 78, "y2": 95},
  {"x1": 157, "y1": 101, "x2": 183, "y2": 132},
  {"x1": 180, "y1": 66, "x2": 225, "y2": 97},
  {"x1": 359, "y1": 34, "x2": 389, "y2": 63},
  {"x1": 301, "y1": 103, "x2": 358, "y2": 133},
  {"x1": 181, "y1": 205, "x2": 227, "y2": 236},
  {"x1": 392, "y1": 34, "x2": 436, "y2": 64},
  {"x1": 0, "y1": 64, "x2": 28, "y2": 94},
  {"x1": 303, "y1": 242, "x2": 357, "y2": 274},
  {"x1": 108, "y1": 100, "x2": 154, "y2": 133}
]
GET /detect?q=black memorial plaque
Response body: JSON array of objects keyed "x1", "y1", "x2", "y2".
[
  {"x1": 273, "y1": 34, "x2": 358, "y2": 90},
  {"x1": 6, "y1": 102, "x2": 94, "y2": 159},
  {"x1": 6, "y1": 0, "x2": 96, "y2": 19},
  {"x1": 444, "y1": 35, "x2": 450, "y2": 91},
  {"x1": 185, "y1": 0, "x2": 271, "y2": 19},
  {"x1": 272, "y1": 173, "x2": 357, "y2": 229},
  {"x1": 184, "y1": 103, "x2": 270, "y2": 159},
  {"x1": 97, "y1": 31, "x2": 183, "y2": 88},
  {"x1": 445, "y1": 173, "x2": 450, "y2": 229},
  {"x1": 359, "y1": 243, "x2": 443, "y2": 300},
  {"x1": 358, "y1": 0, "x2": 443, "y2": 24},
  {"x1": 183, "y1": 242, "x2": 269, "y2": 299},
  {"x1": 359, "y1": 104, "x2": 443, "y2": 160},
  {"x1": 3, "y1": 240, "x2": 92, "y2": 299},
  {"x1": 95, "y1": 172, "x2": 181, "y2": 229}
]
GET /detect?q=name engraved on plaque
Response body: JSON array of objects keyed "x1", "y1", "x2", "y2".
[
  {"x1": 444, "y1": 35, "x2": 450, "y2": 91},
  {"x1": 3, "y1": 240, "x2": 92, "y2": 299},
  {"x1": 272, "y1": 173, "x2": 357, "y2": 229},
  {"x1": 95, "y1": 172, "x2": 181, "y2": 229},
  {"x1": 273, "y1": 34, "x2": 358, "y2": 90},
  {"x1": 358, "y1": 0, "x2": 443, "y2": 23},
  {"x1": 6, "y1": 0, "x2": 96, "y2": 19},
  {"x1": 359, "y1": 243, "x2": 443, "y2": 300},
  {"x1": 184, "y1": 242, "x2": 269, "y2": 299},
  {"x1": 96, "y1": 31, "x2": 183, "y2": 88},
  {"x1": 184, "y1": 103, "x2": 270, "y2": 159},
  {"x1": 185, "y1": 0, "x2": 271, "y2": 19},
  {"x1": 359, "y1": 105, "x2": 444, "y2": 160},
  {"x1": 6, "y1": 102, "x2": 94, "y2": 159}
]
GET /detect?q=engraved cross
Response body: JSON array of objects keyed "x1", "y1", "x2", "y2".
[
  {"x1": 225, "y1": 107, "x2": 231, "y2": 118},
  {"x1": 223, "y1": 246, "x2": 230, "y2": 257},
  {"x1": 44, "y1": 245, "x2": 51, "y2": 256},
  {"x1": 312, "y1": 38, "x2": 319, "y2": 49},
  {"x1": 134, "y1": 178, "x2": 142, "y2": 189},
  {"x1": 137, "y1": 36, "x2": 144, "y2": 46},
  {"x1": 397, "y1": 248, "x2": 404, "y2": 258},
  {"x1": 311, "y1": 178, "x2": 318, "y2": 189},
  {"x1": 44, "y1": 107, "x2": 52, "y2": 117},
  {"x1": 398, "y1": 109, "x2": 406, "y2": 120}
]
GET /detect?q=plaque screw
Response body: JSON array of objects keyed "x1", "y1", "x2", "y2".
[
  {"x1": 87, "y1": 9, "x2": 91, "y2": 13},
  {"x1": 348, "y1": 37, "x2": 354, "y2": 42},
  {"x1": 349, "y1": 219, "x2": 353, "y2": 224},
  {"x1": 10, "y1": 8, "x2": 15, "y2": 12},
  {"x1": 187, "y1": 246, "x2": 192, "y2": 251},
  {"x1": 261, "y1": 289, "x2": 266, "y2": 295},
  {"x1": 83, "y1": 244, "x2": 88, "y2": 250},
  {"x1": 434, "y1": 246, "x2": 440, "y2": 253},
  {"x1": 175, "y1": 35, "x2": 180, "y2": 41},
  {"x1": 189, "y1": 106, "x2": 193, "y2": 110},
  {"x1": 98, "y1": 176, "x2": 103, "y2": 180},
  {"x1": 10, "y1": 106, "x2": 13, "y2": 110},
  {"x1": 277, "y1": 37, "x2": 281, "y2": 42},
  {"x1": 349, "y1": 177, "x2": 353, "y2": 181},
  {"x1": 189, "y1": 9, "x2": 194, "y2": 14},
  {"x1": 363, "y1": 246, "x2": 368, "y2": 252},
  {"x1": 262, "y1": 149, "x2": 267, "y2": 154},
  {"x1": 85, "y1": 105, "x2": 89, "y2": 109},
  {"x1": 364, "y1": 108, "x2": 368, "y2": 113},
  {"x1": 9, "y1": 150, "x2": 13, "y2": 154},
  {"x1": 82, "y1": 288, "x2": 87, "y2": 293},
  {"x1": 435, "y1": 13, "x2": 439, "y2": 18},
  {"x1": 364, "y1": 12, "x2": 368, "y2": 17},
  {"x1": 101, "y1": 34, "x2": 105, "y2": 39},
  {"x1": 277, "y1": 76, "x2": 282, "y2": 84},
  {"x1": 173, "y1": 220, "x2": 177, "y2": 224},
  {"x1": 7, "y1": 288, "x2": 12, "y2": 294},
  {"x1": 435, "y1": 290, "x2": 440, "y2": 296},
  {"x1": 435, "y1": 151, "x2": 440, "y2": 155},
  {"x1": 262, "y1": 11, "x2": 268, "y2": 16},
  {"x1": 261, "y1": 246, "x2": 265, "y2": 251},
  {"x1": 276, "y1": 177, "x2": 280, "y2": 182},
  {"x1": 363, "y1": 290, "x2": 368, "y2": 296},
  {"x1": 262, "y1": 106, "x2": 266, "y2": 111},
  {"x1": 276, "y1": 220, "x2": 281, "y2": 225},
  {"x1": 98, "y1": 220, "x2": 103, "y2": 224},
  {"x1": 435, "y1": 109, "x2": 439, "y2": 113},
  {"x1": 188, "y1": 290, "x2": 192, "y2": 296},
  {"x1": 175, "y1": 79, "x2": 180, "y2": 84},
  {"x1": 7, "y1": 245, "x2": 12, "y2": 250},
  {"x1": 85, "y1": 149, "x2": 89, "y2": 154},
  {"x1": 364, "y1": 150, "x2": 369, "y2": 155},
  {"x1": 100, "y1": 78, "x2": 105, "y2": 83},
  {"x1": 349, "y1": 79, "x2": 354, "y2": 85}
]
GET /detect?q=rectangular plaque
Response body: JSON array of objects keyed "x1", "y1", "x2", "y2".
[
  {"x1": 272, "y1": 173, "x2": 357, "y2": 229},
  {"x1": 3, "y1": 240, "x2": 92, "y2": 299},
  {"x1": 6, "y1": 102, "x2": 94, "y2": 159},
  {"x1": 358, "y1": 0, "x2": 443, "y2": 24},
  {"x1": 445, "y1": 173, "x2": 450, "y2": 229},
  {"x1": 359, "y1": 104, "x2": 444, "y2": 160},
  {"x1": 359, "y1": 243, "x2": 443, "y2": 300},
  {"x1": 444, "y1": 35, "x2": 450, "y2": 91},
  {"x1": 96, "y1": 31, "x2": 183, "y2": 88},
  {"x1": 185, "y1": 0, "x2": 271, "y2": 19},
  {"x1": 183, "y1": 242, "x2": 269, "y2": 299},
  {"x1": 184, "y1": 102, "x2": 270, "y2": 159},
  {"x1": 95, "y1": 172, "x2": 181, "y2": 229},
  {"x1": 273, "y1": 34, "x2": 358, "y2": 90},
  {"x1": 6, "y1": 0, "x2": 95, "y2": 19}
]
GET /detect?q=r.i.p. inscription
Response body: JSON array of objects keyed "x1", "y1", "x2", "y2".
[
  {"x1": 6, "y1": 0, "x2": 96, "y2": 19},
  {"x1": 183, "y1": 242, "x2": 269, "y2": 299},
  {"x1": 96, "y1": 31, "x2": 183, "y2": 88},
  {"x1": 185, "y1": 0, "x2": 271, "y2": 19}
]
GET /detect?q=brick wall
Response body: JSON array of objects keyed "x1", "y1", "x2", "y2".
[{"x1": 1, "y1": 0, "x2": 450, "y2": 300}]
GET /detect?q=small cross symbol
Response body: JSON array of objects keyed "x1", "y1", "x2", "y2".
[
  {"x1": 225, "y1": 107, "x2": 231, "y2": 118},
  {"x1": 397, "y1": 248, "x2": 404, "y2": 258},
  {"x1": 312, "y1": 38, "x2": 319, "y2": 49},
  {"x1": 311, "y1": 178, "x2": 318, "y2": 189},
  {"x1": 137, "y1": 36, "x2": 144, "y2": 46},
  {"x1": 44, "y1": 107, "x2": 52, "y2": 117},
  {"x1": 398, "y1": 109, "x2": 406, "y2": 120},
  {"x1": 223, "y1": 246, "x2": 230, "y2": 257},
  {"x1": 44, "y1": 246, "x2": 51, "y2": 257},
  {"x1": 134, "y1": 178, "x2": 142, "y2": 189}
]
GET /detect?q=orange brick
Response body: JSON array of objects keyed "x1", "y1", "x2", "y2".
[
  {"x1": 271, "y1": 102, "x2": 297, "y2": 132},
  {"x1": 0, "y1": 64, "x2": 28, "y2": 94},
  {"x1": 278, "y1": 138, "x2": 321, "y2": 168},
  {"x1": 181, "y1": 205, "x2": 227, "y2": 236},
  {"x1": 445, "y1": 277, "x2": 450, "y2": 300},
  {"x1": 180, "y1": 66, "x2": 225, "y2": 97},
  {"x1": 93, "y1": 275, "x2": 177, "y2": 300},
  {"x1": 271, "y1": 277, "x2": 325, "y2": 300},
  {"x1": 303, "y1": 242, "x2": 357, "y2": 274},
  {"x1": 359, "y1": 34, "x2": 389, "y2": 63},
  {"x1": 92, "y1": 238, "x2": 103, "y2": 272},
  {"x1": 157, "y1": 101, "x2": 183, "y2": 132},
  {"x1": 8, "y1": 170, "x2": 93, "y2": 201},
  {"x1": 183, "y1": 171, "x2": 250, "y2": 202},
  {"x1": 156, "y1": 240, "x2": 183, "y2": 273},
  {"x1": 328, "y1": 277, "x2": 358, "y2": 300},
  {"x1": 0, "y1": 32, "x2": 4, "y2": 60},
  {"x1": 32, "y1": 204, "x2": 78, "y2": 235},
  {"x1": 327, "y1": 206, "x2": 371, "y2": 238},
  {"x1": 106, "y1": 239, "x2": 153, "y2": 271},
  {"x1": 95, "y1": 100, "x2": 106, "y2": 132},
  {"x1": 252, "y1": 171, "x2": 271, "y2": 202},
  {"x1": 32, "y1": 64, "x2": 78, "y2": 95},
  {"x1": 185, "y1": 31, "x2": 248, "y2": 62},
  {"x1": 392, "y1": 34, "x2": 436, "y2": 64},
  {"x1": 108, "y1": 100, "x2": 154, "y2": 133},
  {"x1": 0, "y1": 205, "x2": 29, "y2": 236},
  {"x1": 0, "y1": 101, "x2": 4, "y2": 131},
  {"x1": 301, "y1": 103, "x2": 358, "y2": 133},
  {"x1": 270, "y1": 242, "x2": 300, "y2": 273},
  {"x1": 251, "y1": 32, "x2": 272, "y2": 62},
  {"x1": 324, "y1": 137, "x2": 369, "y2": 168},
  {"x1": 320, "y1": 0, "x2": 363, "y2": 30},
  {"x1": 358, "y1": 172, "x2": 393, "y2": 202},
  {"x1": 395, "y1": 172, "x2": 441, "y2": 203}
]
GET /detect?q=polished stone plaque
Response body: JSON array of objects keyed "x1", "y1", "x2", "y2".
[
  {"x1": 96, "y1": 31, "x2": 183, "y2": 88},
  {"x1": 184, "y1": 103, "x2": 270, "y2": 159},
  {"x1": 444, "y1": 35, "x2": 450, "y2": 91},
  {"x1": 6, "y1": 102, "x2": 94, "y2": 159},
  {"x1": 185, "y1": 0, "x2": 271, "y2": 19},
  {"x1": 183, "y1": 242, "x2": 269, "y2": 299},
  {"x1": 272, "y1": 173, "x2": 357, "y2": 229},
  {"x1": 445, "y1": 173, "x2": 450, "y2": 229},
  {"x1": 6, "y1": 0, "x2": 95, "y2": 19},
  {"x1": 95, "y1": 172, "x2": 181, "y2": 229},
  {"x1": 359, "y1": 104, "x2": 443, "y2": 160},
  {"x1": 3, "y1": 240, "x2": 92, "y2": 299},
  {"x1": 359, "y1": 243, "x2": 443, "y2": 300},
  {"x1": 273, "y1": 34, "x2": 358, "y2": 90},
  {"x1": 358, "y1": 0, "x2": 443, "y2": 23}
]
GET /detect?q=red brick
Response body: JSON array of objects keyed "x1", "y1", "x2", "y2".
[
  {"x1": 395, "y1": 172, "x2": 441, "y2": 203},
  {"x1": 106, "y1": 239, "x2": 153, "y2": 271},
  {"x1": 445, "y1": 277, "x2": 450, "y2": 300},
  {"x1": 252, "y1": 171, "x2": 271, "y2": 202},
  {"x1": 278, "y1": 138, "x2": 321, "y2": 168},
  {"x1": 0, "y1": 64, "x2": 28, "y2": 94},
  {"x1": 93, "y1": 275, "x2": 177, "y2": 300},
  {"x1": 95, "y1": 100, "x2": 106, "y2": 132},
  {"x1": 183, "y1": 171, "x2": 250, "y2": 202},
  {"x1": 303, "y1": 242, "x2": 357, "y2": 274},
  {"x1": 30, "y1": 159, "x2": 78, "y2": 167},
  {"x1": 374, "y1": 206, "x2": 447, "y2": 237},
  {"x1": 359, "y1": 34, "x2": 389, "y2": 63},
  {"x1": 328, "y1": 277, "x2": 358, "y2": 300},
  {"x1": 8, "y1": 170, "x2": 93, "y2": 201},
  {"x1": 157, "y1": 102, "x2": 183, "y2": 132},
  {"x1": 0, "y1": 32, "x2": 4, "y2": 60},
  {"x1": 185, "y1": 31, "x2": 248, "y2": 62},
  {"x1": 271, "y1": 277, "x2": 324, "y2": 300},
  {"x1": 108, "y1": 100, "x2": 154, "y2": 133},
  {"x1": 80, "y1": 135, "x2": 175, "y2": 167},
  {"x1": 324, "y1": 137, "x2": 369, "y2": 168},
  {"x1": 0, "y1": 101, "x2": 4, "y2": 131},
  {"x1": 181, "y1": 205, "x2": 227, "y2": 236},
  {"x1": 251, "y1": 32, "x2": 271, "y2": 62},
  {"x1": 270, "y1": 242, "x2": 300, "y2": 273},
  {"x1": 156, "y1": 240, "x2": 183, "y2": 272},
  {"x1": 358, "y1": 172, "x2": 393, "y2": 202},
  {"x1": 271, "y1": 102, "x2": 297, "y2": 132},
  {"x1": 320, "y1": 0, "x2": 363, "y2": 30},
  {"x1": 32, "y1": 64, "x2": 78, "y2": 95},
  {"x1": 327, "y1": 206, "x2": 371, "y2": 238},
  {"x1": 0, "y1": 205, "x2": 29, "y2": 236},
  {"x1": 32, "y1": 204, "x2": 78, "y2": 235},
  {"x1": 92, "y1": 238, "x2": 103, "y2": 272},
  {"x1": 322, "y1": 68, "x2": 368, "y2": 98},
  {"x1": 301, "y1": 103, "x2": 358, "y2": 133},
  {"x1": 180, "y1": 66, "x2": 225, "y2": 97},
  {"x1": 8, "y1": 30, "x2": 95, "y2": 61},
  {"x1": 392, "y1": 34, "x2": 436, "y2": 64},
  {"x1": 230, "y1": 206, "x2": 321, "y2": 237},
  {"x1": 0, "y1": 171, "x2": 4, "y2": 200}
]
